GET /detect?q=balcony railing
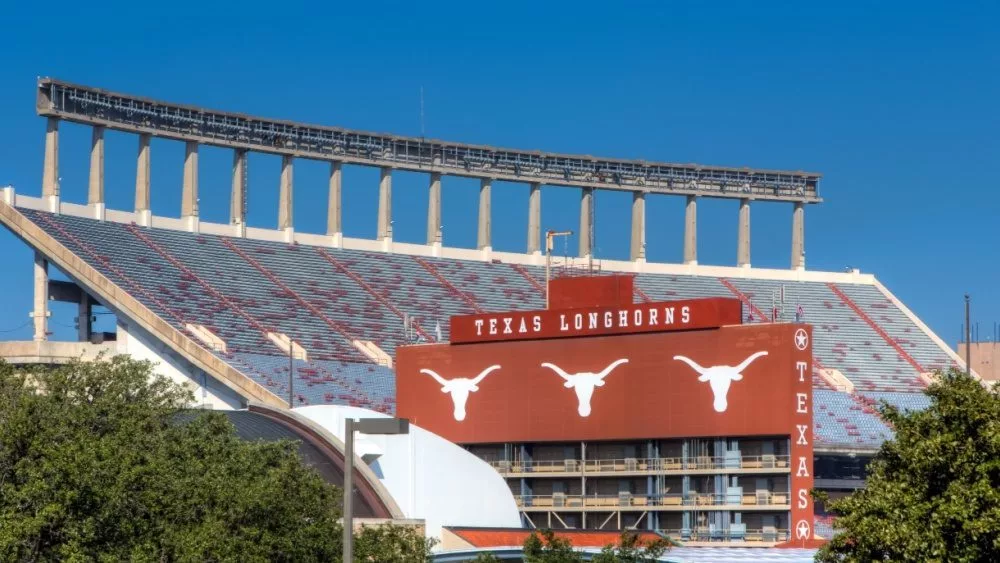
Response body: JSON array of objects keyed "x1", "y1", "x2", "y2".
[
  {"x1": 513, "y1": 491, "x2": 791, "y2": 509},
  {"x1": 657, "y1": 527, "x2": 791, "y2": 543},
  {"x1": 489, "y1": 455, "x2": 790, "y2": 475}
]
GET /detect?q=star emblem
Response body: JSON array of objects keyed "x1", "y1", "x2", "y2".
[
  {"x1": 795, "y1": 519, "x2": 812, "y2": 539},
  {"x1": 794, "y1": 329, "x2": 809, "y2": 351}
]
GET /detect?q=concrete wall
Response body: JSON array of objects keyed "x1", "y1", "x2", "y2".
[
  {"x1": 117, "y1": 320, "x2": 244, "y2": 409},
  {"x1": 956, "y1": 342, "x2": 1000, "y2": 381}
]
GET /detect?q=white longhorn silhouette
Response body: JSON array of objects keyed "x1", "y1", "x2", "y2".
[
  {"x1": 672, "y1": 351, "x2": 768, "y2": 412},
  {"x1": 420, "y1": 365, "x2": 501, "y2": 421},
  {"x1": 541, "y1": 359, "x2": 629, "y2": 417}
]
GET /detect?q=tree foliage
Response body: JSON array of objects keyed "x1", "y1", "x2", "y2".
[
  {"x1": 519, "y1": 529, "x2": 670, "y2": 562},
  {"x1": 0, "y1": 356, "x2": 431, "y2": 562},
  {"x1": 816, "y1": 369, "x2": 1000, "y2": 562}
]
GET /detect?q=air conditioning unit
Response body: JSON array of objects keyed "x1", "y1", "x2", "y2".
[
  {"x1": 564, "y1": 459, "x2": 578, "y2": 472},
  {"x1": 762, "y1": 454, "x2": 776, "y2": 468},
  {"x1": 497, "y1": 460, "x2": 511, "y2": 473},
  {"x1": 618, "y1": 492, "x2": 633, "y2": 507},
  {"x1": 624, "y1": 457, "x2": 638, "y2": 471},
  {"x1": 553, "y1": 492, "x2": 567, "y2": 507}
]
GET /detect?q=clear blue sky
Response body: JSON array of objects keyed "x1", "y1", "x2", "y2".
[{"x1": 0, "y1": 1, "x2": 997, "y2": 344}]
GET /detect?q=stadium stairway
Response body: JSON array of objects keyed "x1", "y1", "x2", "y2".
[{"x1": 12, "y1": 207, "x2": 948, "y2": 448}]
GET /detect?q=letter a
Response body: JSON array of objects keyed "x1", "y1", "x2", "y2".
[{"x1": 796, "y1": 456, "x2": 810, "y2": 477}]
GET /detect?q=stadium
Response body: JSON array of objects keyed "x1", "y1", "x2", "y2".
[{"x1": 0, "y1": 77, "x2": 974, "y2": 561}]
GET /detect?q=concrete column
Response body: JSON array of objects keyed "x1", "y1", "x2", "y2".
[
  {"x1": 278, "y1": 155, "x2": 294, "y2": 233},
  {"x1": 630, "y1": 191, "x2": 646, "y2": 261},
  {"x1": 791, "y1": 202, "x2": 805, "y2": 270},
  {"x1": 230, "y1": 149, "x2": 247, "y2": 227},
  {"x1": 579, "y1": 187, "x2": 593, "y2": 258},
  {"x1": 41, "y1": 117, "x2": 59, "y2": 210},
  {"x1": 181, "y1": 142, "x2": 199, "y2": 228},
  {"x1": 377, "y1": 167, "x2": 392, "y2": 240},
  {"x1": 88, "y1": 126, "x2": 105, "y2": 215},
  {"x1": 78, "y1": 292, "x2": 92, "y2": 343},
  {"x1": 478, "y1": 178, "x2": 492, "y2": 250},
  {"x1": 684, "y1": 195, "x2": 698, "y2": 265},
  {"x1": 33, "y1": 252, "x2": 48, "y2": 342},
  {"x1": 426, "y1": 172, "x2": 441, "y2": 245},
  {"x1": 738, "y1": 198, "x2": 751, "y2": 267},
  {"x1": 135, "y1": 134, "x2": 151, "y2": 225},
  {"x1": 527, "y1": 182, "x2": 541, "y2": 254},
  {"x1": 327, "y1": 161, "x2": 343, "y2": 241}
]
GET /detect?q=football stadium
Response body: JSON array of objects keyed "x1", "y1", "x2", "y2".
[{"x1": 0, "y1": 78, "x2": 975, "y2": 561}]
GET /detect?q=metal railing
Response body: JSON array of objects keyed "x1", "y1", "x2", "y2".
[
  {"x1": 488, "y1": 454, "x2": 790, "y2": 474},
  {"x1": 656, "y1": 527, "x2": 791, "y2": 543},
  {"x1": 513, "y1": 491, "x2": 791, "y2": 509}
]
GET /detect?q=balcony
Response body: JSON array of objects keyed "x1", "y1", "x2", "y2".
[
  {"x1": 513, "y1": 491, "x2": 791, "y2": 512},
  {"x1": 657, "y1": 526, "x2": 791, "y2": 544},
  {"x1": 489, "y1": 455, "x2": 790, "y2": 477}
]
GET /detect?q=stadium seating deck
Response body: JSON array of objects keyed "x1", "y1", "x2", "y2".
[{"x1": 16, "y1": 207, "x2": 948, "y2": 449}]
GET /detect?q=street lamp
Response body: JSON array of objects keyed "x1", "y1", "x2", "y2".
[{"x1": 343, "y1": 417, "x2": 410, "y2": 563}]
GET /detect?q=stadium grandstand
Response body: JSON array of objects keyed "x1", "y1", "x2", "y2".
[{"x1": 0, "y1": 77, "x2": 974, "y2": 550}]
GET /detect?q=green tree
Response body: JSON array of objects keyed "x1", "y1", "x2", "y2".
[
  {"x1": 592, "y1": 531, "x2": 672, "y2": 562},
  {"x1": 0, "y1": 356, "x2": 430, "y2": 562},
  {"x1": 470, "y1": 551, "x2": 503, "y2": 562},
  {"x1": 354, "y1": 523, "x2": 435, "y2": 562},
  {"x1": 523, "y1": 529, "x2": 584, "y2": 562},
  {"x1": 816, "y1": 369, "x2": 1000, "y2": 562}
]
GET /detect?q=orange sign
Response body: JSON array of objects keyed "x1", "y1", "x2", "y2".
[{"x1": 448, "y1": 297, "x2": 741, "y2": 344}]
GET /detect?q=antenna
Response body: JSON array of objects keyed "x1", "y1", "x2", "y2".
[{"x1": 420, "y1": 86, "x2": 426, "y2": 139}]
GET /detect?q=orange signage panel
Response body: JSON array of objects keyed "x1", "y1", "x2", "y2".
[{"x1": 448, "y1": 297, "x2": 741, "y2": 344}]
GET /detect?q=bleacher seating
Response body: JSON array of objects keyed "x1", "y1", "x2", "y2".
[
  {"x1": 862, "y1": 391, "x2": 932, "y2": 413},
  {"x1": 18, "y1": 207, "x2": 955, "y2": 445}
]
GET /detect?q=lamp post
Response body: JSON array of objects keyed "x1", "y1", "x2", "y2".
[{"x1": 343, "y1": 417, "x2": 409, "y2": 563}]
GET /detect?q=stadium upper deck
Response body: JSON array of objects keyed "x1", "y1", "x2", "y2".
[{"x1": 0, "y1": 188, "x2": 963, "y2": 453}]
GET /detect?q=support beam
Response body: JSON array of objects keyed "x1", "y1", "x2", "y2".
[
  {"x1": 135, "y1": 133, "x2": 151, "y2": 225},
  {"x1": 738, "y1": 198, "x2": 751, "y2": 267},
  {"x1": 41, "y1": 117, "x2": 59, "y2": 210},
  {"x1": 426, "y1": 172, "x2": 441, "y2": 245},
  {"x1": 230, "y1": 149, "x2": 247, "y2": 227},
  {"x1": 327, "y1": 161, "x2": 343, "y2": 241},
  {"x1": 377, "y1": 167, "x2": 392, "y2": 241},
  {"x1": 791, "y1": 201, "x2": 805, "y2": 270},
  {"x1": 33, "y1": 252, "x2": 49, "y2": 342},
  {"x1": 278, "y1": 155, "x2": 294, "y2": 232},
  {"x1": 78, "y1": 291, "x2": 92, "y2": 343},
  {"x1": 579, "y1": 187, "x2": 593, "y2": 258},
  {"x1": 88, "y1": 126, "x2": 105, "y2": 213},
  {"x1": 527, "y1": 182, "x2": 541, "y2": 254},
  {"x1": 478, "y1": 178, "x2": 492, "y2": 250},
  {"x1": 684, "y1": 195, "x2": 698, "y2": 265},
  {"x1": 181, "y1": 141, "x2": 199, "y2": 227},
  {"x1": 630, "y1": 191, "x2": 646, "y2": 261}
]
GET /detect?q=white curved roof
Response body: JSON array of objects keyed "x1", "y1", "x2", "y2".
[{"x1": 295, "y1": 405, "x2": 520, "y2": 541}]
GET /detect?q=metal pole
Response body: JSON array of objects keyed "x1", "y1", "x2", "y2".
[
  {"x1": 965, "y1": 294, "x2": 971, "y2": 375},
  {"x1": 288, "y1": 341, "x2": 294, "y2": 407},
  {"x1": 545, "y1": 232, "x2": 551, "y2": 309},
  {"x1": 343, "y1": 418, "x2": 354, "y2": 563}
]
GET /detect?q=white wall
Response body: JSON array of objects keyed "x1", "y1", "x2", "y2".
[
  {"x1": 116, "y1": 320, "x2": 244, "y2": 410},
  {"x1": 295, "y1": 405, "x2": 521, "y2": 542}
]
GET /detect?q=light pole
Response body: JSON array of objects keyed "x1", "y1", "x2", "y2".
[
  {"x1": 343, "y1": 417, "x2": 409, "y2": 563},
  {"x1": 545, "y1": 230, "x2": 572, "y2": 309}
]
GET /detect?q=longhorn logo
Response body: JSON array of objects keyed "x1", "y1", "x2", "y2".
[
  {"x1": 420, "y1": 365, "x2": 501, "y2": 421},
  {"x1": 672, "y1": 351, "x2": 768, "y2": 412},
  {"x1": 541, "y1": 359, "x2": 629, "y2": 417}
]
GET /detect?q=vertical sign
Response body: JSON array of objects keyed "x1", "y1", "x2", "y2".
[{"x1": 790, "y1": 325, "x2": 815, "y2": 542}]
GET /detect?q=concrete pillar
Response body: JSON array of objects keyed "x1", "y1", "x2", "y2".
[
  {"x1": 41, "y1": 117, "x2": 59, "y2": 210},
  {"x1": 88, "y1": 126, "x2": 105, "y2": 215},
  {"x1": 478, "y1": 178, "x2": 492, "y2": 250},
  {"x1": 78, "y1": 292, "x2": 92, "y2": 343},
  {"x1": 327, "y1": 161, "x2": 343, "y2": 242},
  {"x1": 684, "y1": 195, "x2": 698, "y2": 265},
  {"x1": 33, "y1": 252, "x2": 49, "y2": 342},
  {"x1": 630, "y1": 191, "x2": 646, "y2": 261},
  {"x1": 181, "y1": 142, "x2": 199, "y2": 228},
  {"x1": 791, "y1": 202, "x2": 805, "y2": 270},
  {"x1": 527, "y1": 182, "x2": 541, "y2": 254},
  {"x1": 377, "y1": 167, "x2": 392, "y2": 240},
  {"x1": 230, "y1": 149, "x2": 247, "y2": 227},
  {"x1": 579, "y1": 187, "x2": 593, "y2": 258},
  {"x1": 426, "y1": 172, "x2": 441, "y2": 245},
  {"x1": 278, "y1": 155, "x2": 294, "y2": 233},
  {"x1": 135, "y1": 134, "x2": 151, "y2": 225},
  {"x1": 738, "y1": 198, "x2": 751, "y2": 267}
]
